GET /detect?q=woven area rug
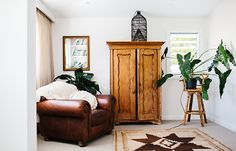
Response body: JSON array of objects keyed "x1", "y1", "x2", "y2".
[{"x1": 114, "y1": 128, "x2": 232, "y2": 151}]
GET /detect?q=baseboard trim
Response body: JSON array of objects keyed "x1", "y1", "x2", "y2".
[
  {"x1": 162, "y1": 115, "x2": 182, "y2": 120},
  {"x1": 211, "y1": 118, "x2": 236, "y2": 133},
  {"x1": 162, "y1": 115, "x2": 200, "y2": 120},
  {"x1": 163, "y1": 114, "x2": 236, "y2": 132}
]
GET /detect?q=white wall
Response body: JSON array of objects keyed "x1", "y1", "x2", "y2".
[
  {"x1": 207, "y1": 0, "x2": 236, "y2": 132},
  {"x1": 53, "y1": 17, "x2": 207, "y2": 119},
  {"x1": 0, "y1": 0, "x2": 36, "y2": 151}
]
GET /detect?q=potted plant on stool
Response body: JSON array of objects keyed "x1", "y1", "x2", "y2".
[{"x1": 156, "y1": 40, "x2": 236, "y2": 100}]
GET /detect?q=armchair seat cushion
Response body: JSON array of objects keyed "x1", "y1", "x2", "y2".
[{"x1": 91, "y1": 110, "x2": 109, "y2": 126}]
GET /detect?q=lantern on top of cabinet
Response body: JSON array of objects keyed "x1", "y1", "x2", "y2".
[{"x1": 131, "y1": 11, "x2": 147, "y2": 41}]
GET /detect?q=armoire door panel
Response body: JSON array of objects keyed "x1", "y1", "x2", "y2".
[
  {"x1": 113, "y1": 49, "x2": 136, "y2": 120},
  {"x1": 138, "y1": 49, "x2": 158, "y2": 120}
]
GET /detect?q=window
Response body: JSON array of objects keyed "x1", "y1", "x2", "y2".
[{"x1": 169, "y1": 33, "x2": 199, "y2": 73}]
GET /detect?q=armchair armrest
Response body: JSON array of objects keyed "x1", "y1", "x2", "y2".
[
  {"x1": 96, "y1": 95, "x2": 115, "y2": 130},
  {"x1": 96, "y1": 95, "x2": 115, "y2": 112},
  {"x1": 37, "y1": 99, "x2": 91, "y2": 118}
]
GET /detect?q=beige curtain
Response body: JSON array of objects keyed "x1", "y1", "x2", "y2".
[{"x1": 36, "y1": 10, "x2": 54, "y2": 88}]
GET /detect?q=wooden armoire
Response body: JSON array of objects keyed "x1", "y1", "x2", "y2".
[{"x1": 107, "y1": 41, "x2": 164, "y2": 124}]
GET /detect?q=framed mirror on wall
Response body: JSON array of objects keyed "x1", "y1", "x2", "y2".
[{"x1": 63, "y1": 36, "x2": 90, "y2": 71}]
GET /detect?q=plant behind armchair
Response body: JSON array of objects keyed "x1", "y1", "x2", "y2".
[
  {"x1": 54, "y1": 68, "x2": 101, "y2": 95},
  {"x1": 156, "y1": 40, "x2": 236, "y2": 100}
]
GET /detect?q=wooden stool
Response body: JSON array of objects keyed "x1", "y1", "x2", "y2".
[{"x1": 183, "y1": 88, "x2": 207, "y2": 127}]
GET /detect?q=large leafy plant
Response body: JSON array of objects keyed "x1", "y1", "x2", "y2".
[
  {"x1": 54, "y1": 68, "x2": 101, "y2": 95},
  {"x1": 156, "y1": 40, "x2": 236, "y2": 100}
]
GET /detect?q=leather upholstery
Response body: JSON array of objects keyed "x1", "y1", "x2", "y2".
[
  {"x1": 37, "y1": 95, "x2": 115, "y2": 146},
  {"x1": 96, "y1": 95, "x2": 115, "y2": 130},
  {"x1": 38, "y1": 99, "x2": 91, "y2": 118},
  {"x1": 91, "y1": 110, "x2": 108, "y2": 126}
]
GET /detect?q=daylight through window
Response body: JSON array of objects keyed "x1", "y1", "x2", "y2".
[{"x1": 169, "y1": 33, "x2": 199, "y2": 73}]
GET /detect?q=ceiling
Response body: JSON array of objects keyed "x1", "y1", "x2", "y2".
[{"x1": 41, "y1": 0, "x2": 221, "y2": 18}]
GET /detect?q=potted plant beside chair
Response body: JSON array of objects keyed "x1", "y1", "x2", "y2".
[{"x1": 54, "y1": 68, "x2": 101, "y2": 95}]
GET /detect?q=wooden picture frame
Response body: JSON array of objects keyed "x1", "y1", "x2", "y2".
[{"x1": 63, "y1": 36, "x2": 90, "y2": 71}]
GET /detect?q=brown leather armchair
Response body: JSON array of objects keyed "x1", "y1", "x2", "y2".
[{"x1": 37, "y1": 95, "x2": 115, "y2": 146}]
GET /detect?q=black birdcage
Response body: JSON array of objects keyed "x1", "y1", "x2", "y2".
[{"x1": 131, "y1": 11, "x2": 147, "y2": 41}]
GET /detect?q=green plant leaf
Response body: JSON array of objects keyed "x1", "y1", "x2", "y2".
[
  {"x1": 191, "y1": 59, "x2": 201, "y2": 69},
  {"x1": 54, "y1": 68, "x2": 101, "y2": 95},
  {"x1": 53, "y1": 74, "x2": 75, "y2": 82},
  {"x1": 208, "y1": 40, "x2": 236, "y2": 72},
  {"x1": 226, "y1": 48, "x2": 236, "y2": 66},
  {"x1": 177, "y1": 53, "x2": 191, "y2": 81},
  {"x1": 217, "y1": 41, "x2": 230, "y2": 69},
  {"x1": 181, "y1": 61, "x2": 191, "y2": 80},
  {"x1": 93, "y1": 83, "x2": 101, "y2": 94},
  {"x1": 208, "y1": 60, "x2": 218, "y2": 72},
  {"x1": 75, "y1": 68, "x2": 84, "y2": 79},
  {"x1": 83, "y1": 73, "x2": 94, "y2": 80},
  {"x1": 196, "y1": 77, "x2": 212, "y2": 100},
  {"x1": 196, "y1": 77, "x2": 202, "y2": 84},
  {"x1": 214, "y1": 67, "x2": 232, "y2": 98},
  {"x1": 65, "y1": 80, "x2": 76, "y2": 84},
  {"x1": 156, "y1": 74, "x2": 173, "y2": 87},
  {"x1": 184, "y1": 52, "x2": 191, "y2": 61},
  {"x1": 202, "y1": 78, "x2": 212, "y2": 100},
  {"x1": 83, "y1": 85, "x2": 97, "y2": 95},
  {"x1": 161, "y1": 47, "x2": 168, "y2": 60},
  {"x1": 177, "y1": 54, "x2": 183, "y2": 64}
]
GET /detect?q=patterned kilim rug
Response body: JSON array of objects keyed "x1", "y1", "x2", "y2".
[{"x1": 114, "y1": 128, "x2": 232, "y2": 151}]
